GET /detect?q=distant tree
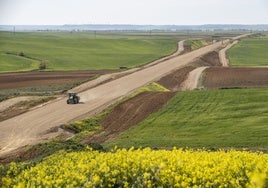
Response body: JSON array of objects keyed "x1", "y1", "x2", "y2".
[
  {"x1": 39, "y1": 61, "x2": 47, "y2": 70},
  {"x1": 19, "y1": 51, "x2": 25, "y2": 57}
]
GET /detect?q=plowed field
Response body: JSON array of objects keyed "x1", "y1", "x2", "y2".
[
  {"x1": 204, "y1": 67, "x2": 268, "y2": 89},
  {"x1": 0, "y1": 70, "x2": 115, "y2": 89}
]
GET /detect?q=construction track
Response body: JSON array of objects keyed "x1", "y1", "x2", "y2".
[{"x1": 0, "y1": 34, "x2": 249, "y2": 157}]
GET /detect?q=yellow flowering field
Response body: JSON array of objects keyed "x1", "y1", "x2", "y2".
[{"x1": 2, "y1": 148, "x2": 268, "y2": 187}]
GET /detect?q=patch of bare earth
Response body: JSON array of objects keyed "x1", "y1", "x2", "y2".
[
  {"x1": 204, "y1": 67, "x2": 268, "y2": 89},
  {"x1": 157, "y1": 66, "x2": 196, "y2": 91},
  {"x1": 0, "y1": 70, "x2": 116, "y2": 89},
  {"x1": 190, "y1": 51, "x2": 221, "y2": 67},
  {"x1": 82, "y1": 91, "x2": 176, "y2": 144}
]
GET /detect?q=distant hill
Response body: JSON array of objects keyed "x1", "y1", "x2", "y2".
[{"x1": 0, "y1": 24, "x2": 268, "y2": 32}]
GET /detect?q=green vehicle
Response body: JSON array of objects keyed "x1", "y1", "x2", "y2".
[{"x1": 67, "y1": 92, "x2": 80, "y2": 104}]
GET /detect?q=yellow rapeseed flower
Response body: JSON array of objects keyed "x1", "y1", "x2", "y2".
[{"x1": 2, "y1": 148, "x2": 268, "y2": 187}]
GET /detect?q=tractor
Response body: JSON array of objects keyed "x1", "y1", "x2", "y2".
[{"x1": 67, "y1": 92, "x2": 80, "y2": 104}]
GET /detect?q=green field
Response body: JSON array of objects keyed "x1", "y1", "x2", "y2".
[
  {"x1": 0, "y1": 53, "x2": 40, "y2": 72},
  {"x1": 0, "y1": 31, "x2": 179, "y2": 72},
  {"x1": 105, "y1": 89, "x2": 268, "y2": 150},
  {"x1": 228, "y1": 36, "x2": 268, "y2": 66}
]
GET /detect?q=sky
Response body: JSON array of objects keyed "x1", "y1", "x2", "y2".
[{"x1": 0, "y1": 0, "x2": 267, "y2": 25}]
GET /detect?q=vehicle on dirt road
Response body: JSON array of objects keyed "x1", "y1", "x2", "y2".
[{"x1": 67, "y1": 92, "x2": 80, "y2": 104}]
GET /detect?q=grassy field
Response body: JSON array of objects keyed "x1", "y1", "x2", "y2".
[
  {"x1": 227, "y1": 36, "x2": 268, "y2": 66},
  {"x1": 0, "y1": 53, "x2": 40, "y2": 72},
  {"x1": 105, "y1": 89, "x2": 268, "y2": 150},
  {"x1": 184, "y1": 39, "x2": 211, "y2": 50},
  {"x1": 0, "y1": 31, "x2": 179, "y2": 72}
]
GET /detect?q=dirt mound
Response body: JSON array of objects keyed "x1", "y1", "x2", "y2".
[
  {"x1": 83, "y1": 91, "x2": 176, "y2": 144},
  {"x1": 190, "y1": 51, "x2": 221, "y2": 67},
  {"x1": 157, "y1": 66, "x2": 195, "y2": 91},
  {"x1": 204, "y1": 67, "x2": 268, "y2": 89},
  {"x1": 0, "y1": 70, "x2": 115, "y2": 89}
]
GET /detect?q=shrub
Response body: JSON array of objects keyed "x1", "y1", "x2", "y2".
[
  {"x1": 18, "y1": 52, "x2": 25, "y2": 57},
  {"x1": 39, "y1": 61, "x2": 47, "y2": 70}
]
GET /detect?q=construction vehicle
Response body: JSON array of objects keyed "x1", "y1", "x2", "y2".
[{"x1": 67, "y1": 92, "x2": 80, "y2": 104}]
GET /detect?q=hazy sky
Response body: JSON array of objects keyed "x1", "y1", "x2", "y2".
[{"x1": 0, "y1": 0, "x2": 267, "y2": 25}]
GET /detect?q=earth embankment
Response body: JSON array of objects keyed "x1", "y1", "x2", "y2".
[{"x1": 204, "y1": 67, "x2": 268, "y2": 89}]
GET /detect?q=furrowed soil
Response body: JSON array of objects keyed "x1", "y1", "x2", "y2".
[
  {"x1": 204, "y1": 67, "x2": 268, "y2": 89},
  {"x1": 157, "y1": 66, "x2": 196, "y2": 91},
  {"x1": 190, "y1": 51, "x2": 221, "y2": 67},
  {"x1": 0, "y1": 70, "x2": 115, "y2": 89}
]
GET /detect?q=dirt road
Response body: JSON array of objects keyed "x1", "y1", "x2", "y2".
[
  {"x1": 0, "y1": 35, "x2": 248, "y2": 156},
  {"x1": 0, "y1": 97, "x2": 41, "y2": 112},
  {"x1": 218, "y1": 33, "x2": 251, "y2": 67},
  {"x1": 219, "y1": 40, "x2": 238, "y2": 67},
  {"x1": 181, "y1": 67, "x2": 208, "y2": 90}
]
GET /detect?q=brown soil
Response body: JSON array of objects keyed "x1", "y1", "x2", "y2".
[
  {"x1": 156, "y1": 51, "x2": 221, "y2": 92},
  {"x1": 190, "y1": 51, "x2": 221, "y2": 67},
  {"x1": 157, "y1": 66, "x2": 196, "y2": 91},
  {"x1": 82, "y1": 91, "x2": 176, "y2": 144},
  {"x1": 204, "y1": 67, "x2": 268, "y2": 89},
  {"x1": 0, "y1": 70, "x2": 115, "y2": 89}
]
